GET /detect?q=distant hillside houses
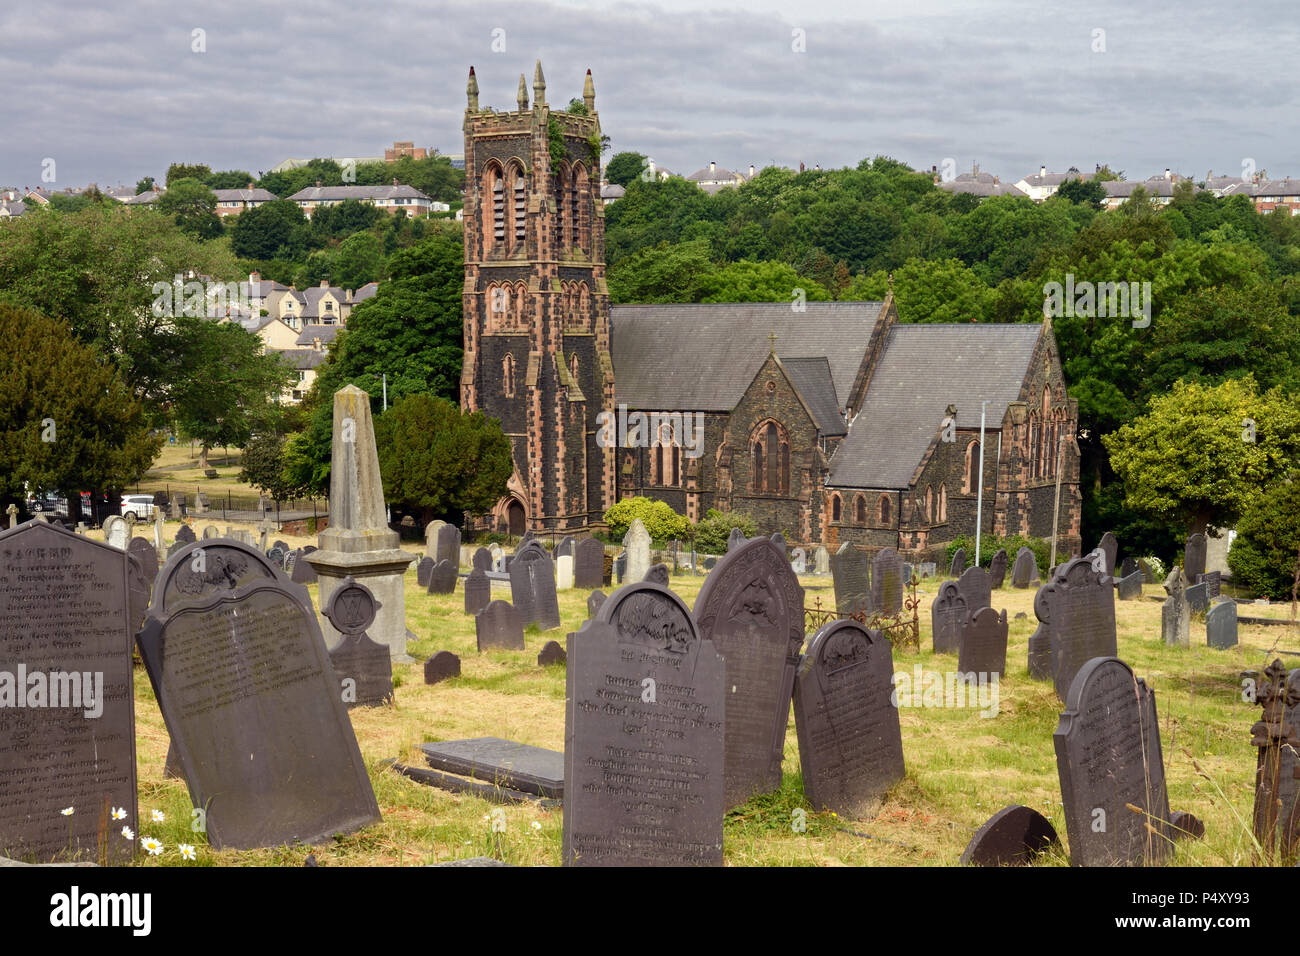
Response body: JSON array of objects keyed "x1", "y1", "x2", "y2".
[
  {"x1": 685, "y1": 161, "x2": 757, "y2": 195},
  {"x1": 212, "y1": 185, "x2": 279, "y2": 217},
  {"x1": 285, "y1": 182, "x2": 442, "y2": 218}
]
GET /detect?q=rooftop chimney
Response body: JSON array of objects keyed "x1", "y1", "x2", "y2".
[
  {"x1": 320, "y1": 280, "x2": 329, "y2": 288},
  {"x1": 1165, "y1": 168, "x2": 1171, "y2": 180},
  {"x1": 709, "y1": 161, "x2": 716, "y2": 174},
  {"x1": 393, "y1": 177, "x2": 399, "y2": 186},
  {"x1": 250, "y1": 270, "x2": 261, "y2": 282},
  {"x1": 313, "y1": 336, "x2": 322, "y2": 352},
  {"x1": 749, "y1": 163, "x2": 755, "y2": 178},
  {"x1": 1040, "y1": 165, "x2": 1046, "y2": 178}
]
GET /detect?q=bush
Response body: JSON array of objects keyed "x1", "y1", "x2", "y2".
[
  {"x1": 946, "y1": 533, "x2": 1051, "y2": 577},
  {"x1": 603, "y1": 496, "x2": 690, "y2": 544},
  {"x1": 692, "y1": 508, "x2": 758, "y2": 554},
  {"x1": 1228, "y1": 475, "x2": 1300, "y2": 599}
]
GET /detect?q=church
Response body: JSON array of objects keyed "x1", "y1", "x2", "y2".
[{"x1": 459, "y1": 63, "x2": 1082, "y2": 561}]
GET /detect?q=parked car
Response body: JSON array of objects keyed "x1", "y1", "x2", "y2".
[
  {"x1": 120, "y1": 495, "x2": 156, "y2": 519},
  {"x1": 25, "y1": 490, "x2": 69, "y2": 516}
]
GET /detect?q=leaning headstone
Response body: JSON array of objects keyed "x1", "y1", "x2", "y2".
[
  {"x1": 0, "y1": 521, "x2": 139, "y2": 864},
  {"x1": 424, "y1": 651, "x2": 461, "y2": 684},
  {"x1": 1186, "y1": 581, "x2": 1208, "y2": 615},
  {"x1": 988, "y1": 549, "x2": 1008, "y2": 589},
  {"x1": 1054, "y1": 657, "x2": 1170, "y2": 866},
  {"x1": 949, "y1": 547, "x2": 967, "y2": 578},
  {"x1": 415, "y1": 556, "x2": 434, "y2": 588},
  {"x1": 830, "y1": 542, "x2": 872, "y2": 616},
  {"x1": 1120, "y1": 556, "x2": 1138, "y2": 579},
  {"x1": 476, "y1": 600, "x2": 525, "y2": 651},
  {"x1": 586, "y1": 590, "x2": 606, "y2": 618},
  {"x1": 556, "y1": 554, "x2": 574, "y2": 591},
  {"x1": 510, "y1": 545, "x2": 560, "y2": 630},
  {"x1": 1184, "y1": 532, "x2": 1208, "y2": 582},
  {"x1": 1097, "y1": 532, "x2": 1118, "y2": 576},
  {"x1": 1161, "y1": 568, "x2": 1190, "y2": 647},
  {"x1": 435, "y1": 524, "x2": 461, "y2": 567},
  {"x1": 563, "y1": 582, "x2": 725, "y2": 866},
  {"x1": 930, "y1": 581, "x2": 968, "y2": 654},
  {"x1": 694, "y1": 535, "x2": 805, "y2": 809},
  {"x1": 573, "y1": 537, "x2": 604, "y2": 590},
  {"x1": 958, "y1": 607, "x2": 1009, "y2": 678},
  {"x1": 792, "y1": 619, "x2": 904, "y2": 818},
  {"x1": 1116, "y1": 570, "x2": 1143, "y2": 600},
  {"x1": 1043, "y1": 557, "x2": 1118, "y2": 701},
  {"x1": 472, "y1": 547, "x2": 492, "y2": 572},
  {"x1": 128, "y1": 535, "x2": 159, "y2": 582},
  {"x1": 324, "y1": 577, "x2": 393, "y2": 709},
  {"x1": 427, "y1": 559, "x2": 457, "y2": 595},
  {"x1": 727, "y1": 527, "x2": 747, "y2": 552},
  {"x1": 623, "y1": 518, "x2": 651, "y2": 584},
  {"x1": 813, "y1": 546, "x2": 829, "y2": 576},
  {"x1": 1206, "y1": 599, "x2": 1238, "y2": 650},
  {"x1": 872, "y1": 547, "x2": 905, "y2": 616},
  {"x1": 103, "y1": 515, "x2": 128, "y2": 550},
  {"x1": 138, "y1": 539, "x2": 381, "y2": 850},
  {"x1": 956, "y1": 565, "x2": 992, "y2": 613},
  {"x1": 464, "y1": 568, "x2": 491, "y2": 615},
  {"x1": 960, "y1": 805, "x2": 1060, "y2": 867},
  {"x1": 424, "y1": 520, "x2": 446, "y2": 559},
  {"x1": 644, "y1": 563, "x2": 669, "y2": 587},
  {"x1": 1011, "y1": 547, "x2": 1038, "y2": 588},
  {"x1": 1137, "y1": 558, "x2": 1155, "y2": 584},
  {"x1": 537, "y1": 640, "x2": 566, "y2": 667},
  {"x1": 791, "y1": 547, "x2": 806, "y2": 574}
]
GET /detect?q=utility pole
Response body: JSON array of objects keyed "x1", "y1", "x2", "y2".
[
  {"x1": 975, "y1": 401, "x2": 989, "y2": 567},
  {"x1": 1050, "y1": 432, "x2": 1066, "y2": 569}
]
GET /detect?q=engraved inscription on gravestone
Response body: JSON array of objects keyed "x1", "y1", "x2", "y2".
[
  {"x1": 464, "y1": 568, "x2": 491, "y2": 615},
  {"x1": 958, "y1": 606, "x2": 1009, "y2": 678},
  {"x1": 323, "y1": 577, "x2": 393, "y2": 709},
  {"x1": 988, "y1": 548, "x2": 1008, "y2": 590},
  {"x1": 830, "y1": 542, "x2": 872, "y2": 616},
  {"x1": 957, "y1": 565, "x2": 992, "y2": 614},
  {"x1": 872, "y1": 548, "x2": 904, "y2": 616},
  {"x1": 1046, "y1": 558, "x2": 1118, "y2": 702},
  {"x1": 930, "y1": 581, "x2": 968, "y2": 655}
]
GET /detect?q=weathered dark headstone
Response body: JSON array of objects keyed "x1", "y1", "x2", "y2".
[
  {"x1": 423, "y1": 650, "x2": 461, "y2": 684},
  {"x1": 1054, "y1": 657, "x2": 1170, "y2": 866},
  {"x1": 1137, "y1": 558, "x2": 1155, "y2": 584},
  {"x1": 573, "y1": 537, "x2": 604, "y2": 590},
  {"x1": 949, "y1": 547, "x2": 967, "y2": 578},
  {"x1": 1161, "y1": 568, "x2": 1190, "y2": 647},
  {"x1": 1097, "y1": 532, "x2": 1117, "y2": 576},
  {"x1": 427, "y1": 559, "x2": 457, "y2": 595},
  {"x1": 1199, "y1": 570, "x2": 1221, "y2": 599},
  {"x1": 1011, "y1": 547, "x2": 1038, "y2": 588},
  {"x1": 537, "y1": 640, "x2": 566, "y2": 667},
  {"x1": 291, "y1": 552, "x2": 318, "y2": 584},
  {"x1": 727, "y1": 527, "x2": 747, "y2": 552},
  {"x1": 509, "y1": 546, "x2": 560, "y2": 630},
  {"x1": 464, "y1": 568, "x2": 491, "y2": 615},
  {"x1": 612, "y1": 552, "x2": 626, "y2": 584},
  {"x1": 958, "y1": 607, "x2": 1009, "y2": 678},
  {"x1": 930, "y1": 581, "x2": 968, "y2": 654},
  {"x1": 476, "y1": 600, "x2": 524, "y2": 651},
  {"x1": 435, "y1": 524, "x2": 461, "y2": 567},
  {"x1": 1027, "y1": 584, "x2": 1053, "y2": 679},
  {"x1": 793, "y1": 619, "x2": 904, "y2": 818},
  {"x1": 872, "y1": 547, "x2": 905, "y2": 616},
  {"x1": 1186, "y1": 582, "x2": 1208, "y2": 615},
  {"x1": 694, "y1": 536, "x2": 805, "y2": 809},
  {"x1": 416, "y1": 556, "x2": 434, "y2": 588},
  {"x1": 989, "y1": 549, "x2": 1008, "y2": 590},
  {"x1": 563, "y1": 583, "x2": 725, "y2": 865},
  {"x1": 323, "y1": 577, "x2": 392, "y2": 709},
  {"x1": 0, "y1": 521, "x2": 138, "y2": 864},
  {"x1": 956, "y1": 565, "x2": 992, "y2": 613},
  {"x1": 586, "y1": 590, "x2": 606, "y2": 619},
  {"x1": 128, "y1": 535, "x2": 159, "y2": 581},
  {"x1": 769, "y1": 532, "x2": 786, "y2": 551},
  {"x1": 960, "y1": 805, "x2": 1061, "y2": 867},
  {"x1": 137, "y1": 539, "x2": 381, "y2": 850},
  {"x1": 556, "y1": 536, "x2": 576, "y2": 559},
  {"x1": 472, "y1": 547, "x2": 492, "y2": 572},
  {"x1": 1043, "y1": 557, "x2": 1118, "y2": 701},
  {"x1": 1184, "y1": 532, "x2": 1208, "y2": 581},
  {"x1": 830, "y1": 542, "x2": 872, "y2": 616},
  {"x1": 1169, "y1": 810, "x2": 1205, "y2": 841},
  {"x1": 1206, "y1": 599, "x2": 1238, "y2": 650},
  {"x1": 1116, "y1": 570, "x2": 1144, "y2": 600},
  {"x1": 644, "y1": 563, "x2": 669, "y2": 587},
  {"x1": 174, "y1": 524, "x2": 196, "y2": 546},
  {"x1": 1120, "y1": 556, "x2": 1138, "y2": 579}
]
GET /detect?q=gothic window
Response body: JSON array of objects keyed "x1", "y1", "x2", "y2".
[
  {"x1": 855, "y1": 495, "x2": 866, "y2": 524},
  {"x1": 939, "y1": 484, "x2": 947, "y2": 522},
  {"x1": 502, "y1": 353, "x2": 516, "y2": 398},
  {"x1": 512, "y1": 168, "x2": 526, "y2": 243},
  {"x1": 572, "y1": 164, "x2": 590, "y2": 252},
  {"x1": 831, "y1": 495, "x2": 841, "y2": 522},
  {"x1": 485, "y1": 164, "x2": 505, "y2": 249},
  {"x1": 879, "y1": 495, "x2": 891, "y2": 525},
  {"x1": 753, "y1": 439, "x2": 764, "y2": 493},
  {"x1": 965, "y1": 441, "x2": 980, "y2": 494},
  {"x1": 570, "y1": 353, "x2": 579, "y2": 382},
  {"x1": 925, "y1": 485, "x2": 934, "y2": 523},
  {"x1": 553, "y1": 164, "x2": 567, "y2": 252}
]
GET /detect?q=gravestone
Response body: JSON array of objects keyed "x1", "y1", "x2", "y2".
[
  {"x1": 194, "y1": 493, "x2": 209, "y2": 515},
  {"x1": 586, "y1": 590, "x2": 606, "y2": 618},
  {"x1": 813, "y1": 546, "x2": 829, "y2": 575},
  {"x1": 537, "y1": 640, "x2": 566, "y2": 667},
  {"x1": 694, "y1": 536, "x2": 805, "y2": 809},
  {"x1": 1097, "y1": 532, "x2": 1118, "y2": 576},
  {"x1": 613, "y1": 553, "x2": 626, "y2": 585},
  {"x1": 1120, "y1": 556, "x2": 1138, "y2": 579},
  {"x1": 169, "y1": 494, "x2": 183, "y2": 520},
  {"x1": 0, "y1": 521, "x2": 139, "y2": 864},
  {"x1": 1161, "y1": 569, "x2": 1190, "y2": 647},
  {"x1": 103, "y1": 515, "x2": 128, "y2": 550},
  {"x1": 422, "y1": 737, "x2": 563, "y2": 799},
  {"x1": 1186, "y1": 582, "x2": 1208, "y2": 615},
  {"x1": 510, "y1": 545, "x2": 560, "y2": 630},
  {"x1": 960, "y1": 805, "x2": 1060, "y2": 867},
  {"x1": 956, "y1": 565, "x2": 992, "y2": 613},
  {"x1": 872, "y1": 548, "x2": 905, "y2": 616},
  {"x1": 435, "y1": 524, "x2": 461, "y2": 567},
  {"x1": 727, "y1": 527, "x2": 747, "y2": 552},
  {"x1": 283, "y1": 549, "x2": 298, "y2": 577},
  {"x1": 1206, "y1": 599, "x2": 1238, "y2": 650},
  {"x1": 464, "y1": 568, "x2": 491, "y2": 615},
  {"x1": 424, "y1": 520, "x2": 446, "y2": 559},
  {"x1": 137, "y1": 539, "x2": 381, "y2": 850},
  {"x1": 556, "y1": 554, "x2": 574, "y2": 591},
  {"x1": 930, "y1": 581, "x2": 968, "y2": 654},
  {"x1": 989, "y1": 548, "x2": 1008, "y2": 590},
  {"x1": 573, "y1": 538, "x2": 604, "y2": 590},
  {"x1": 201, "y1": 525, "x2": 220, "y2": 540},
  {"x1": 624, "y1": 518, "x2": 651, "y2": 584},
  {"x1": 4, "y1": 504, "x2": 15, "y2": 529},
  {"x1": 1054, "y1": 657, "x2": 1170, "y2": 866},
  {"x1": 792, "y1": 619, "x2": 905, "y2": 818},
  {"x1": 490, "y1": 545, "x2": 506, "y2": 573},
  {"x1": 1184, "y1": 532, "x2": 1208, "y2": 582},
  {"x1": 556, "y1": 536, "x2": 576, "y2": 559},
  {"x1": 958, "y1": 606, "x2": 1009, "y2": 678},
  {"x1": 1115, "y1": 570, "x2": 1144, "y2": 600},
  {"x1": 427, "y1": 559, "x2": 457, "y2": 595},
  {"x1": 424, "y1": 651, "x2": 461, "y2": 684},
  {"x1": 1199, "y1": 570, "x2": 1221, "y2": 599},
  {"x1": 291, "y1": 552, "x2": 318, "y2": 584},
  {"x1": 472, "y1": 547, "x2": 492, "y2": 572},
  {"x1": 128, "y1": 535, "x2": 159, "y2": 582},
  {"x1": 919, "y1": 561, "x2": 937, "y2": 579},
  {"x1": 1137, "y1": 558, "x2": 1155, "y2": 584},
  {"x1": 563, "y1": 583, "x2": 725, "y2": 866},
  {"x1": 323, "y1": 577, "x2": 393, "y2": 709},
  {"x1": 644, "y1": 563, "x2": 669, "y2": 587},
  {"x1": 791, "y1": 548, "x2": 806, "y2": 574},
  {"x1": 1043, "y1": 557, "x2": 1118, "y2": 701},
  {"x1": 416, "y1": 557, "x2": 434, "y2": 588},
  {"x1": 949, "y1": 547, "x2": 966, "y2": 578},
  {"x1": 830, "y1": 542, "x2": 872, "y2": 616},
  {"x1": 1011, "y1": 547, "x2": 1038, "y2": 588},
  {"x1": 476, "y1": 600, "x2": 524, "y2": 651},
  {"x1": 1027, "y1": 584, "x2": 1053, "y2": 679}
]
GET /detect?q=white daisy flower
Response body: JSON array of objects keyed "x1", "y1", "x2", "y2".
[
  {"x1": 140, "y1": 836, "x2": 164, "y2": 856},
  {"x1": 121, "y1": 826, "x2": 135, "y2": 840},
  {"x1": 60, "y1": 807, "x2": 74, "y2": 816},
  {"x1": 178, "y1": 844, "x2": 196, "y2": 861},
  {"x1": 111, "y1": 807, "x2": 127, "y2": 820},
  {"x1": 151, "y1": 809, "x2": 165, "y2": 823}
]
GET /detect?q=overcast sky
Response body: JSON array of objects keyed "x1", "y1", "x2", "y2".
[{"x1": 2, "y1": 0, "x2": 1294, "y2": 190}]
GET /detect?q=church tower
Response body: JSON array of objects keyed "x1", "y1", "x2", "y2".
[{"x1": 461, "y1": 63, "x2": 615, "y2": 535}]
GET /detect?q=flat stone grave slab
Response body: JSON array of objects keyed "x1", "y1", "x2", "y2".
[{"x1": 421, "y1": 737, "x2": 563, "y2": 799}]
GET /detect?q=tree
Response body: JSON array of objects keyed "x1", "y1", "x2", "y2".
[
  {"x1": 238, "y1": 401, "x2": 311, "y2": 500},
  {"x1": 605, "y1": 151, "x2": 647, "y2": 187},
  {"x1": 697, "y1": 259, "x2": 830, "y2": 303},
  {"x1": 230, "y1": 199, "x2": 307, "y2": 260},
  {"x1": 845, "y1": 258, "x2": 996, "y2": 323},
  {"x1": 135, "y1": 176, "x2": 156, "y2": 194},
  {"x1": 0, "y1": 304, "x2": 161, "y2": 513},
  {"x1": 1103, "y1": 377, "x2": 1300, "y2": 536},
  {"x1": 331, "y1": 232, "x2": 386, "y2": 289},
  {"x1": 165, "y1": 163, "x2": 212, "y2": 186},
  {"x1": 156, "y1": 177, "x2": 222, "y2": 238},
  {"x1": 204, "y1": 169, "x2": 256, "y2": 189},
  {"x1": 1055, "y1": 177, "x2": 1106, "y2": 209},
  {"x1": 603, "y1": 497, "x2": 690, "y2": 542},
  {"x1": 692, "y1": 509, "x2": 758, "y2": 553},
  {"x1": 1227, "y1": 473, "x2": 1300, "y2": 599},
  {"x1": 373, "y1": 394, "x2": 514, "y2": 525},
  {"x1": 608, "y1": 239, "x2": 718, "y2": 303}
]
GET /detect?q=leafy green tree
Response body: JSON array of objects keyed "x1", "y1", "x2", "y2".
[
  {"x1": 373, "y1": 393, "x2": 514, "y2": 525},
  {"x1": 230, "y1": 199, "x2": 307, "y2": 259},
  {"x1": 204, "y1": 170, "x2": 256, "y2": 190},
  {"x1": 0, "y1": 304, "x2": 161, "y2": 514},
  {"x1": 608, "y1": 239, "x2": 717, "y2": 303},
  {"x1": 603, "y1": 496, "x2": 691, "y2": 542},
  {"x1": 238, "y1": 402, "x2": 312, "y2": 500},
  {"x1": 309, "y1": 198, "x2": 383, "y2": 241},
  {"x1": 698, "y1": 259, "x2": 830, "y2": 303},
  {"x1": 156, "y1": 177, "x2": 222, "y2": 238},
  {"x1": 845, "y1": 258, "x2": 995, "y2": 322},
  {"x1": 352, "y1": 155, "x2": 463, "y2": 203},
  {"x1": 165, "y1": 163, "x2": 212, "y2": 186},
  {"x1": 1103, "y1": 377, "x2": 1300, "y2": 535},
  {"x1": 1227, "y1": 473, "x2": 1300, "y2": 599},
  {"x1": 605, "y1": 151, "x2": 647, "y2": 187},
  {"x1": 135, "y1": 176, "x2": 156, "y2": 194},
  {"x1": 691, "y1": 508, "x2": 758, "y2": 553},
  {"x1": 331, "y1": 232, "x2": 386, "y2": 289},
  {"x1": 256, "y1": 159, "x2": 346, "y2": 200},
  {"x1": 1055, "y1": 177, "x2": 1106, "y2": 209},
  {"x1": 48, "y1": 189, "x2": 107, "y2": 213}
]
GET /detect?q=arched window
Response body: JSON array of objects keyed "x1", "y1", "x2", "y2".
[
  {"x1": 484, "y1": 164, "x2": 506, "y2": 251},
  {"x1": 939, "y1": 484, "x2": 947, "y2": 522},
  {"x1": 879, "y1": 495, "x2": 891, "y2": 525},
  {"x1": 855, "y1": 495, "x2": 866, "y2": 524},
  {"x1": 502, "y1": 353, "x2": 516, "y2": 398},
  {"x1": 750, "y1": 420, "x2": 790, "y2": 495},
  {"x1": 570, "y1": 353, "x2": 579, "y2": 382},
  {"x1": 753, "y1": 439, "x2": 764, "y2": 493},
  {"x1": 965, "y1": 441, "x2": 980, "y2": 493},
  {"x1": 512, "y1": 167, "x2": 526, "y2": 243},
  {"x1": 925, "y1": 485, "x2": 934, "y2": 523},
  {"x1": 831, "y1": 495, "x2": 841, "y2": 522},
  {"x1": 514, "y1": 282, "x2": 528, "y2": 327},
  {"x1": 572, "y1": 164, "x2": 590, "y2": 252},
  {"x1": 553, "y1": 163, "x2": 568, "y2": 252}
]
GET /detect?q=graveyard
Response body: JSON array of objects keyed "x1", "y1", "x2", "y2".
[{"x1": 12, "y1": 513, "x2": 1273, "y2": 867}]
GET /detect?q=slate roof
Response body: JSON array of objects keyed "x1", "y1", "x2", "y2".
[
  {"x1": 0, "y1": 200, "x2": 26, "y2": 218},
  {"x1": 610, "y1": 302, "x2": 885, "y2": 412},
  {"x1": 212, "y1": 188, "x2": 279, "y2": 202},
  {"x1": 350, "y1": 282, "x2": 379, "y2": 304},
  {"x1": 937, "y1": 179, "x2": 1027, "y2": 198},
  {"x1": 826, "y1": 323, "x2": 1043, "y2": 490},
  {"x1": 300, "y1": 286, "x2": 345, "y2": 319},
  {"x1": 1103, "y1": 177, "x2": 1187, "y2": 199},
  {"x1": 296, "y1": 324, "x2": 341, "y2": 347},
  {"x1": 781, "y1": 356, "x2": 846, "y2": 436},
  {"x1": 286, "y1": 184, "x2": 431, "y2": 202},
  {"x1": 269, "y1": 348, "x2": 329, "y2": 370}
]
